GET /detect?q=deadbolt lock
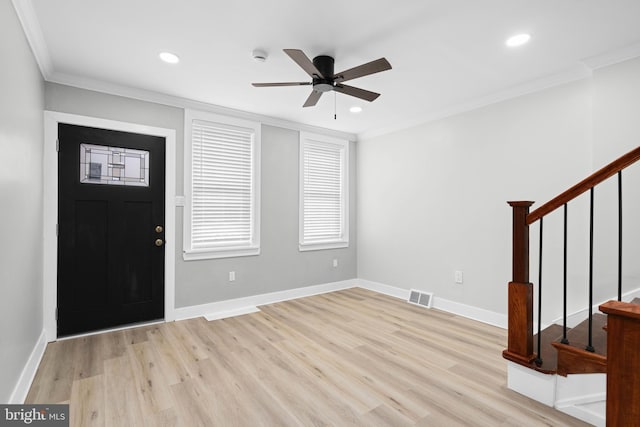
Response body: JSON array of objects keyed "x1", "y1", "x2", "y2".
[
  {"x1": 155, "y1": 238, "x2": 164, "y2": 247},
  {"x1": 155, "y1": 225, "x2": 163, "y2": 233}
]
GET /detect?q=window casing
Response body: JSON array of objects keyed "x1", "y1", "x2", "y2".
[
  {"x1": 183, "y1": 110, "x2": 260, "y2": 260},
  {"x1": 299, "y1": 132, "x2": 349, "y2": 251}
]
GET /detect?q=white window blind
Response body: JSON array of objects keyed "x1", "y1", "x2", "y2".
[
  {"x1": 184, "y1": 110, "x2": 260, "y2": 260},
  {"x1": 299, "y1": 133, "x2": 349, "y2": 251}
]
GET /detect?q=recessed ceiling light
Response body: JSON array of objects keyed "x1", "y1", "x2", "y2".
[
  {"x1": 506, "y1": 34, "x2": 531, "y2": 47},
  {"x1": 159, "y1": 52, "x2": 180, "y2": 64},
  {"x1": 349, "y1": 106, "x2": 363, "y2": 113}
]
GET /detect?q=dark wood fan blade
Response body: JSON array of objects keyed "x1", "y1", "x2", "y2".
[
  {"x1": 252, "y1": 82, "x2": 311, "y2": 87},
  {"x1": 334, "y1": 58, "x2": 392, "y2": 83},
  {"x1": 303, "y1": 90, "x2": 322, "y2": 107},
  {"x1": 284, "y1": 49, "x2": 324, "y2": 78},
  {"x1": 334, "y1": 84, "x2": 380, "y2": 102}
]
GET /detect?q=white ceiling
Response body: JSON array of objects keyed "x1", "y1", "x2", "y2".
[{"x1": 17, "y1": 0, "x2": 640, "y2": 138}]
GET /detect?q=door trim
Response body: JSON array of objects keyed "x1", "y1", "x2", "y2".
[{"x1": 43, "y1": 111, "x2": 177, "y2": 342}]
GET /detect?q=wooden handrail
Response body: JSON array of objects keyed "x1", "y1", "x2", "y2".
[
  {"x1": 505, "y1": 147, "x2": 640, "y2": 423},
  {"x1": 527, "y1": 146, "x2": 640, "y2": 224}
]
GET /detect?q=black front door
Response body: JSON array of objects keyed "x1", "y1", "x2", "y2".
[{"x1": 57, "y1": 123, "x2": 165, "y2": 337}]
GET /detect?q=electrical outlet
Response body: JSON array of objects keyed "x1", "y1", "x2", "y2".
[
  {"x1": 333, "y1": 259, "x2": 338, "y2": 268},
  {"x1": 229, "y1": 271, "x2": 236, "y2": 282},
  {"x1": 454, "y1": 270, "x2": 463, "y2": 284}
]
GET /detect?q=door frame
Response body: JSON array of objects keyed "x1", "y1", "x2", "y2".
[{"x1": 43, "y1": 111, "x2": 177, "y2": 342}]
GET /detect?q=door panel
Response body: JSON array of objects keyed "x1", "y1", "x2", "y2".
[
  {"x1": 123, "y1": 201, "x2": 153, "y2": 304},
  {"x1": 57, "y1": 124, "x2": 165, "y2": 337},
  {"x1": 73, "y1": 200, "x2": 109, "y2": 309}
]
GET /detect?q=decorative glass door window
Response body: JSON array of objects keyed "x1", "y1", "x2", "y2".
[{"x1": 80, "y1": 143, "x2": 149, "y2": 187}]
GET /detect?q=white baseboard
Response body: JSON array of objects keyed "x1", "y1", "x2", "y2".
[
  {"x1": 432, "y1": 297, "x2": 507, "y2": 329},
  {"x1": 551, "y1": 286, "x2": 640, "y2": 328},
  {"x1": 9, "y1": 330, "x2": 47, "y2": 404},
  {"x1": 204, "y1": 307, "x2": 260, "y2": 321},
  {"x1": 626, "y1": 287, "x2": 640, "y2": 301},
  {"x1": 175, "y1": 277, "x2": 508, "y2": 330},
  {"x1": 357, "y1": 279, "x2": 507, "y2": 328},
  {"x1": 357, "y1": 279, "x2": 410, "y2": 300},
  {"x1": 174, "y1": 279, "x2": 358, "y2": 321},
  {"x1": 557, "y1": 404, "x2": 605, "y2": 427}
]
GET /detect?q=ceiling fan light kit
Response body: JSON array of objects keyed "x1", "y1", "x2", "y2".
[
  {"x1": 311, "y1": 55, "x2": 335, "y2": 93},
  {"x1": 252, "y1": 49, "x2": 392, "y2": 108}
]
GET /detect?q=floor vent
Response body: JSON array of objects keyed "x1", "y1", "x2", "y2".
[{"x1": 408, "y1": 289, "x2": 434, "y2": 308}]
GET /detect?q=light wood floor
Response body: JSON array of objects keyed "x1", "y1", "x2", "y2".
[{"x1": 26, "y1": 288, "x2": 589, "y2": 426}]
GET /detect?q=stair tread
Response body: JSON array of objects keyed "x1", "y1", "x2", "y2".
[
  {"x1": 564, "y1": 313, "x2": 608, "y2": 355},
  {"x1": 506, "y1": 300, "x2": 639, "y2": 375},
  {"x1": 531, "y1": 324, "x2": 565, "y2": 373}
]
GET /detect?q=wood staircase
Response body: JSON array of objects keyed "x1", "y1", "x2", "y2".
[
  {"x1": 551, "y1": 313, "x2": 607, "y2": 377},
  {"x1": 503, "y1": 146, "x2": 640, "y2": 426},
  {"x1": 510, "y1": 298, "x2": 640, "y2": 377}
]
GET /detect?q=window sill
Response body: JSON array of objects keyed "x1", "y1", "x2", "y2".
[
  {"x1": 183, "y1": 246, "x2": 260, "y2": 261},
  {"x1": 298, "y1": 241, "x2": 349, "y2": 252}
]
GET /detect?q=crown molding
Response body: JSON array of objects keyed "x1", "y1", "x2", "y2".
[
  {"x1": 11, "y1": 0, "x2": 53, "y2": 78},
  {"x1": 47, "y1": 70, "x2": 358, "y2": 141},
  {"x1": 11, "y1": 0, "x2": 356, "y2": 142},
  {"x1": 581, "y1": 40, "x2": 640, "y2": 70},
  {"x1": 359, "y1": 64, "x2": 593, "y2": 140},
  {"x1": 14, "y1": 0, "x2": 640, "y2": 143},
  {"x1": 359, "y1": 43, "x2": 640, "y2": 140}
]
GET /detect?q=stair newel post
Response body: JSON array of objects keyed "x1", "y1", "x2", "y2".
[
  {"x1": 599, "y1": 301, "x2": 640, "y2": 427},
  {"x1": 503, "y1": 201, "x2": 536, "y2": 364}
]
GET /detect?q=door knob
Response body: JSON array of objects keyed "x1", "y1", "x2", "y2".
[
  {"x1": 155, "y1": 238, "x2": 164, "y2": 247},
  {"x1": 155, "y1": 225, "x2": 163, "y2": 233}
]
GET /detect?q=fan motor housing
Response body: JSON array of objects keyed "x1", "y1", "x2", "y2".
[
  {"x1": 312, "y1": 55, "x2": 335, "y2": 92},
  {"x1": 251, "y1": 49, "x2": 391, "y2": 106}
]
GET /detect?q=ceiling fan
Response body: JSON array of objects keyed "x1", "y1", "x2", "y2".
[{"x1": 252, "y1": 49, "x2": 392, "y2": 107}]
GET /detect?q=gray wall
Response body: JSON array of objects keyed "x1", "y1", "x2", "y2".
[
  {"x1": 358, "y1": 80, "x2": 592, "y2": 317},
  {"x1": 0, "y1": 2, "x2": 45, "y2": 402},
  {"x1": 174, "y1": 125, "x2": 357, "y2": 306},
  {"x1": 590, "y1": 57, "x2": 640, "y2": 302},
  {"x1": 44, "y1": 83, "x2": 357, "y2": 308},
  {"x1": 358, "y1": 57, "x2": 640, "y2": 321}
]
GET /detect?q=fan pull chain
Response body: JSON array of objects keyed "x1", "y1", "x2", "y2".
[{"x1": 334, "y1": 91, "x2": 337, "y2": 120}]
